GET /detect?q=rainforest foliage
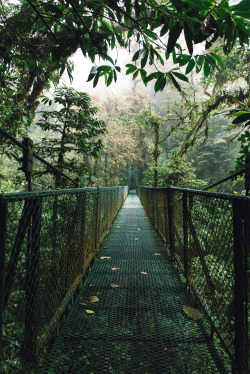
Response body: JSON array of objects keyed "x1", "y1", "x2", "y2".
[{"x1": 0, "y1": 0, "x2": 249, "y2": 191}]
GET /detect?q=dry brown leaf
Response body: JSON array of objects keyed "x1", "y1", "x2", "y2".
[
  {"x1": 80, "y1": 303, "x2": 86, "y2": 306},
  {"x1": 164, "y1": 347, "x2": 177, "y2": 356},
  {"x1": 183, "y1": 305, "x2": 202, "y2": 320},
  {"x1": 100, "y1": 256, "x2": 111, "y2": 260},
  {"x1": 154, "y1": 253, "x2": 161, "y2": 256},
  {"x1": 86, "y1": 310, "x2": 95, "y2": 314},
  {"x1": 88, "y1": 296, "x2": 99, "y2": 303},
  {"x1": 111, "y1": 268, "x2": 120, "y2": 271},
  {"x1": 141, "y1": 272, "x2": 147, "y2": 275},
  {"x1": 111, "y1": 284, "x2": 119, "y2": 288}
]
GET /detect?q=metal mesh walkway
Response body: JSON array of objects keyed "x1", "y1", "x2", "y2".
[{"x1": 41, "y1": 192, "x2": 227, "y2": 374}]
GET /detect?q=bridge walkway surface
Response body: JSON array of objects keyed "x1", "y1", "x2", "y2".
[{"x1": 41, "y1": 191, "x2": 227, "y2": 374}]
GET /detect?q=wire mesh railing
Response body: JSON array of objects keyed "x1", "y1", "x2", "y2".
[
  {"x1": 137, "y1": 186, "x2": 249, "y2": 374},
  {"x1": 0, "y1": 186, "x2": 128, "y2": 373}
]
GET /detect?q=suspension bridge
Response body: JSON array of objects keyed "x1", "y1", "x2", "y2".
[
  {"x1": 1, "y1": 180, "x2": 249, "y2": 373},
  {"x1": 0, "y1": 131, "x2": 249, "y2": 373}
]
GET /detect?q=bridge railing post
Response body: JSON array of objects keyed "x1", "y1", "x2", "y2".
[
  {"x1": 0, "y1": 196, "x2": 7, "y2": 371},
  {"x1": 21, "y1": 197, "x2": 42, "y2": 371},
  {"x1": 95, "y1": 187, "x2": 100, "y2": 252},
  {"x1": 232, "y1": 198, "x2": 249, "y2": 374},
  {"x1": 163, "y1": 189, "x2": 168, "y2": 245},
  {"x1": 182, "y1": 192, "x2": 188, "y2": 282},
  {"x1": 245, "y1": 153, "x2": 250, "y2": 196},
  {"x1": 167, "y1": 188, "x2": 175, "y2": 259}
]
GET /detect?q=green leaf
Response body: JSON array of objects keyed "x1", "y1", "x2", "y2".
[
  {"x1": 172, "y1": 48, "x2": 177, "y2": 63},
  {"x1": 111, "y1": 34, "x2": 115, "y2": 49},
  {"x1": 154, "y1": 50, "x2": 164, "y2": 65},
  {"x1": 132, "y1": 70, "x2": 139, "y2": 80},
  {"x1": 167, "y1": 22, "x2": 183, "y2": 54},
  {"x1": 145, "y1": 72, "x2": 161, "y2": 83},
  {"x1": 184, "y1": 23, "x2": 193, "y2": 55},
  {"x1": 185, "y1": 59, "x2": 195, "y2": 74},
  {"x1": 101, "y1": 20, "x2": 113, "y2": 33},
  {"x1": 172, "y1": 71, "x2": 189, "y2": 82},
  {"x1": 44, "y1": 3, "x2": 63, "y2": 16},
  {"x1": 107, "y1": 71, "x2": 113, "y2": 86},
  {"x1": 230, "y1": 111, "x2": 248, "y2": 117},
  {"x1": 167, "y1": 72, "x2": 181, "y2": 92},
  {"x1": 87, "y1": 73, "x2": 95, "y2": 82},
  {"x1": 230, "y1": 0, "x2": 250, "y2": 16},
  {"x1": 143, "y1": 29, "x2": 158, "y2": 40},
  {"x1": 210, "y1": 53, "x2": 224, "y2": 68},
  {"x1": 154, "y1": 74, "x2": 167, "y2": 92},
  {"x1": 97, "y1": 65, "x2": 111, "y2": 73},
  {"x1": 141, "y1": 50, "x2": 148, "y2": 68},
  {"x1": 140, "y1": 69, "x2": 147, "y2": 85},
  {"x1": 115, "y1": 66, "x2": 121, "y2": 72},
  {"x1": 196, "y1": 56, "x2": 204, "y2": 73},
  {"x1": 93, "y1": 73, "x2": 99, "y2": 87},
  {"x1": 125, "y1": 64, "x2": 137, "y2": 74},
  {"x1": 160, "y1": 22, "x2": 169, "y2": 37},
  {"x1": 165, "y1": 51, "x2": 170, "y2": 60},
  {"x1": 232, "y1": 113, "x2": 250, "y2": 124},
  {"x1": 177, "y1": 54, "x2": 190, "y2": 67},
  {"x1": 132, "y1": 50, "x2": 141, "y2": 61},
  {"x1": 134, "y1": 0, "x2": 140, "y2": 18},
  {"x1": 105, "y1": 55, "x2": 114, "y2": 64},
  {"x1": 127, "y1": 29, "x2": 133, "y2": 38},
  {"x1": 204, "y1": 61, "x2": 211, "y2": 77}
]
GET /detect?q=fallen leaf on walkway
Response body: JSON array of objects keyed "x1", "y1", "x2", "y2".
[
  {"x1": 183, "y1": 305, "x2": 202, "y2": 320},
  {"x1": 164, "y1": 347, "x2": 177, "y2": 355},
  {"x1": 135, "y1": 238, "x2": 138, "y2": 240},
  {"x1": 112, "y1": 268, "x2": 120, "y2": 271},
  {"x1": 141, "y1": 272, "x2": 147, "y2": 275},
  {"x1": 137, "y1": 228, "x2": 141, "y2": 230},
  {"x1": 80, "y1": 303, "x2": 86, "y2": 306},
  {"x1": 154, "y1": 253, "x2": 161, "y2": 256},
  {"x1": 88, "y1": 296, "x2": 99, "y2": 303},
  {"x1": 86, "y1": 310, "x2": 95, "y2": 314},
  {"x1": 100, "y1": 256, "x2": 111, "y2": 260},
  {"x1": 111, "y1": 284, "x2": 119, "y2": 288}
]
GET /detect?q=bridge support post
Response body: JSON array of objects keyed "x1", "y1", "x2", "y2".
[
  {"x1": 182, "y1": 192, "x2": 188, "y2": 282},
  {"x1": 21, "y1": 197, "x2": 41, "y2": 372},
  {"x1": 163, "y1": 190, "x2": 168, "y2": 245},
  {"x1": 95, "y1": 187, "x2": 100, "y2": 252},
  {"x1": 245, "y1": 153, "x2": 250, "y2": 196},
  {"x1": 167, "y1": 188, "x2": 175, "y2": 259},
  {"x1": 0, "y1": 196, "x2": 7, "y2": 371},
  {"x1": 232, "y1": 199, "x2": 249, "y2": 374}
]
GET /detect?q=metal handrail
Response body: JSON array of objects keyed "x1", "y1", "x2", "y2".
[{"x1": 203, "y1": 168, "x2": 245, "y2": 191}]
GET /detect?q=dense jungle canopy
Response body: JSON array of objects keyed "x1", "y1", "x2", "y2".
[{"x1": 0, "y1": 0, "x2": 249, "y2": 191}]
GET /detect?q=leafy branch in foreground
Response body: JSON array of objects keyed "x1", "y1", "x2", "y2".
[
  {"x1": 1, "y1": 0, "x2": 249, "y2": 132},
  {"x1": 222, "y1": 98, "x2": 250, "y2": 171}
]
